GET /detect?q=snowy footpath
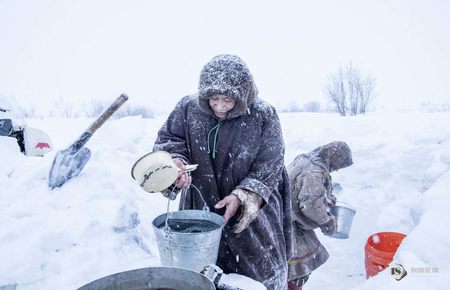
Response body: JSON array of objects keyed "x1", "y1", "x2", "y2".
[{"x1": 1, "y1": 111, "x2": 449, "y2": 290}]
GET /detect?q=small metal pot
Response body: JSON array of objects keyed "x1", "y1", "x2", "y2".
[{"x1": 329, "y1": 201, "x2": 356, "y2": 239}]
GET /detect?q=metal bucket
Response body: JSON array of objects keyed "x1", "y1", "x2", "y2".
[
  {"x1": 152, "y1": 210, "x2": 224, "y2": 272},
  {"x1": 329, "y1": 201, "x2": 356, "y2": 239},
  {"x1": 77, "y1": 266, "x2": 218, "y2": 290}
]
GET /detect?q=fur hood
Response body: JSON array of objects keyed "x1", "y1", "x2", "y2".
[
  {"x1": 307, "y1": 141, "x2": 353, "y2": 172},
  {"x1": 197, "y1": 54, "x2": 258, "y2": 120}
]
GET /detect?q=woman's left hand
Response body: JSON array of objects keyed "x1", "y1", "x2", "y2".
[{"x1": 214, "y1": 195, "x2": 241, "y2": 225}]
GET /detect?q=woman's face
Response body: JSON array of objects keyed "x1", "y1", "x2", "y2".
[{"x1": 208, "y1": 94, "x2": 236, "y2": 119}]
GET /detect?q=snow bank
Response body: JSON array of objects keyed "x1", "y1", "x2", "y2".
[{"x1": 1, "y1": 111, "x2": 449, "y2": 290}]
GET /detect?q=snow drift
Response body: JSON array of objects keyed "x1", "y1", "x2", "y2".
[{"x1": 1, "y1": 111, "x2": 449, "y2": 290}]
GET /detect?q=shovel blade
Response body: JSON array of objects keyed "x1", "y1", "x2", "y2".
[{"x1": 48, "y1": 147, "x2": 91, "y2": 189}]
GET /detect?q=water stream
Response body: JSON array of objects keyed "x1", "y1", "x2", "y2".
[{"x1": 162, "y1": 185, "x2": 216, "y2": 234}]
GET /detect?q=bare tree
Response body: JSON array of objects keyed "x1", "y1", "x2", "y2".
[
  {"x1": 324, "y1": 62, "x2": 376, "y2": 116},
  {"x1": 279, "y1": 100, "x2": 303, "y2": 113},
  {"x1": 303, "y1": 101, "x2": 321, "y2": 112},
  {"x1": 52, "y1": 97, "x2": 75, "y2": 118},
  {"x1": 86, "y1": 98, "x2": 155, "y2": 119},
  {"x1": 325, "y1": 67, "x2": 347, "y2": 116}
]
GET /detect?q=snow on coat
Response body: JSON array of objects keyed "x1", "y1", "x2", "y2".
[
  {"x1": 286, "y1": 141, "x2": 353, "y2": 280},
  {"x1": 153, "y1": 94, "x2": 292, "y2": 290},
  {"x1": 154, "y1": 54, "x2": 293, "y2": 289}
]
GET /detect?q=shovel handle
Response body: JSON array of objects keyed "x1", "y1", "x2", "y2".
[{"x1": 87, "y1": 94, "x2": 129, "y2": 134}]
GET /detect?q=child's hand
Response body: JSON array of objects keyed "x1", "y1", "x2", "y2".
[
  {"x1": 320, "y1": 215, "x2": 336, "y2": 236},
  {"x1": 328, "y1": 194, "x2": 337, "y2": 207}
]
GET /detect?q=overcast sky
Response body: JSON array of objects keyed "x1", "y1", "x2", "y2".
[{"x1": 0, "y1": 0, "x2": 449, "y2": 113}]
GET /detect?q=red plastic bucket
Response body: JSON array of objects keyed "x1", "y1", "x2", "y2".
[
  {"x1": 365, "y1": 243, "x2": 392, "y2": 265},
  {"x1": 365, "y1": 259, "x2": 385, "y2": 278},
  {"x1": 364, "y1": 232, "x2": 406, "y2": 278}
]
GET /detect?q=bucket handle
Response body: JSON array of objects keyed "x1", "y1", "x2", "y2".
[
  {"x1": 164, "y1": 184, "x2": 210, "y2": 230},
  {"x1": 191, "y1": 184, "x2": 209, "y2": 211},
  {"x1": 181, "y1": 183, "x2": 209, "y2": 211}
]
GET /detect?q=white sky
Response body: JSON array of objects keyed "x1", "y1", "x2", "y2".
[{"x1": 0, "y1": 0, "x2": 449, "y2": 112}]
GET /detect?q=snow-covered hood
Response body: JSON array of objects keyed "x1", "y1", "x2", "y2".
[
  {"x1": 307, "y1": 141, "x2": 353, "y2": 173},
  {"x1": 197, "y1": 54, "x2": 257, "y2": 120}
]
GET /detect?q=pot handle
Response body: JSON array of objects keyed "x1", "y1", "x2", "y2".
[
  {"x1": 216, "y1": 283, "x2": 245, "y2": 290},
  {"x1": 201, "y1": 264, "x2": 223, "y2": 286},
  {"x1": 201, "y1": 265, "x2": 245, "y2": 290}
]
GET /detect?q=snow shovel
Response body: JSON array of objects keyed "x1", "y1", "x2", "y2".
[{"x1": 48, "y1": 94, "x2": 129, "y2": 189}]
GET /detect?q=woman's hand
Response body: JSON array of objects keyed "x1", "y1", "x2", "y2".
[
  {"x1": 173, "y1": 158, "x2": 192, "y2": 188},
  {"x1": 214, "y1": 194, "x2": 241, "y2": 225},
  {"x1": 230, "y1": 189, "x2": 263, "y2": 233}
]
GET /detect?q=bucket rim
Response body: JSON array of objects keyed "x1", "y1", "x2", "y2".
[
  {"x1": 77, "y1": 266, "x2": 216, "y2": 290},
  {"x1": 334, "y1": 201, "x2": 356, "y2": 212},
  {"x1": 366, "y1": 231, "x2": 407, "y2": 243},
  {"x1": 365, "y1": 231, "x2": 406, "y2": 256},
  {"x1": 152, "y1": 209, "x2": 225, "y2": 234},
  {"x1": 330, "y1": 232, "x2": 349, "y2": 239}
]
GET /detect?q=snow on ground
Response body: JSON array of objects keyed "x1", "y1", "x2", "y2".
[
  {"x1": 282, "y1": 112, "x2": 450, "y2": 290},
  {"x1": 1, "y1": 111, "x2": 449, "y2": 290}
]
